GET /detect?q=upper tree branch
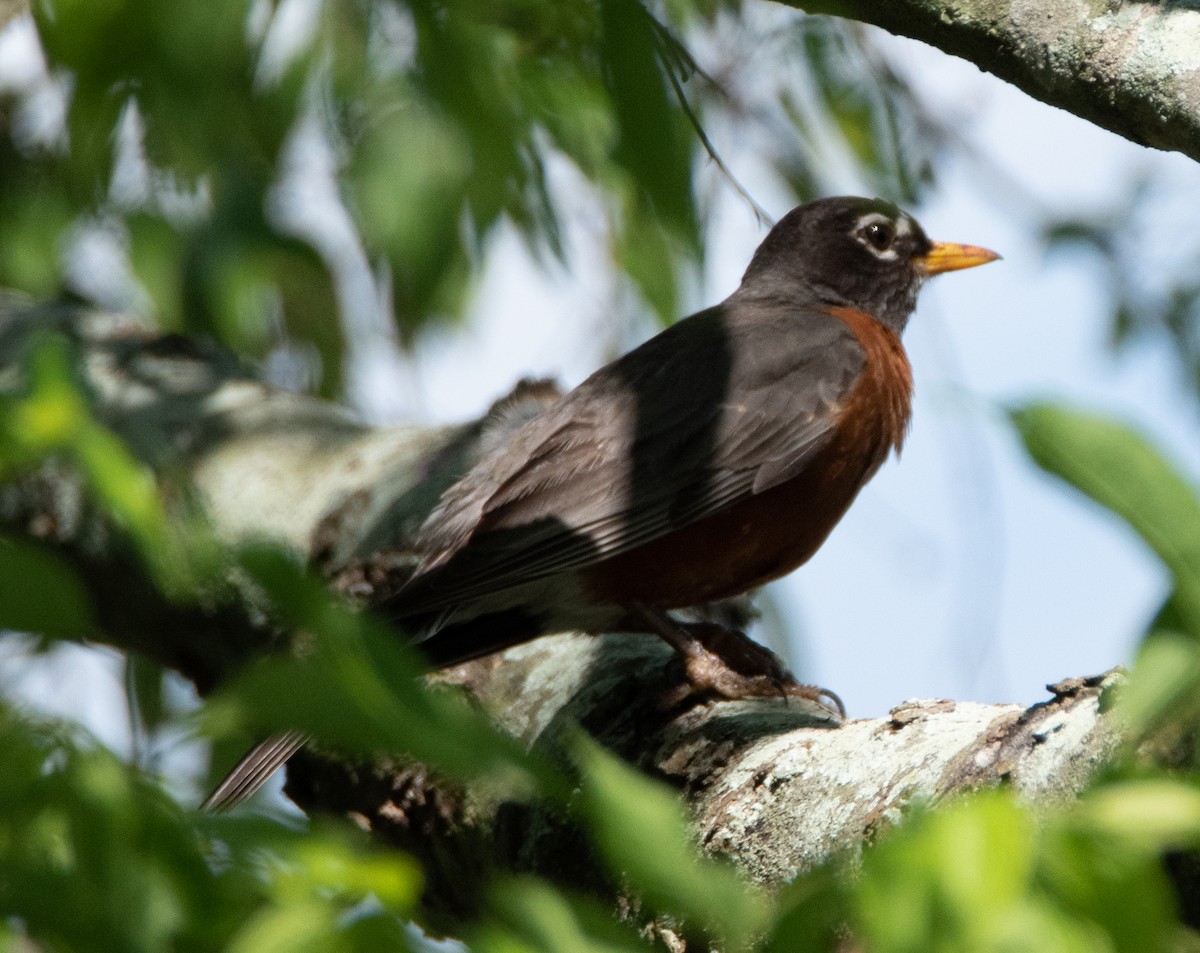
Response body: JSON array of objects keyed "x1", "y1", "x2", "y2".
[{"x1": 791, "y1": 0, "x2": 1200, "y2": 163}]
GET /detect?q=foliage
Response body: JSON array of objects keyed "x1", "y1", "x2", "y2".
[
  {"x1": 0, "y1": 698, "x2": 423, "y2": 953},
  {"x1": 3, "y1": 1, "x2": 1200, "y2": 952},
  {"x1": 1011, "y1": 404, "x2": 1200, "y2": 751}
]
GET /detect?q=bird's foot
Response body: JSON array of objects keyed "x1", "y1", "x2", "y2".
[{"x1": 630, "y1": 605, "x2": 844, "y2": 718}]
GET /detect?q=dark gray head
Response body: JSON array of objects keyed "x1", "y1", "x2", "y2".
[{"x1": 739, "y1": 196, "x2": 998, "y2": 333}]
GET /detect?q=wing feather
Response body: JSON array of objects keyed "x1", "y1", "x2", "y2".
[{"x1": 392, "y1": 303, "x2": 866, "y2": 616}]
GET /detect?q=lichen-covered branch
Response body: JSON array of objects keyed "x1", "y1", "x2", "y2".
[
  {"x1": 791, "y1": 0, "x2": 1200, "y2": 163},
  {"x1": 0, "y1": 302, "x2": 1126, "y2": 928}
]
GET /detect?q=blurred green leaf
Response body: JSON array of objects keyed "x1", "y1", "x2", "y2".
[
  {"x1": 3, "y1": 333, "x2": 90, "y2": 455},
  {"x1": 1, "y1": 334, "x2": 223, "y2": 596},
  {"x1": 599, "y1": 0, "x2": 696, "y2": 239},
  {"x1": 0, "y1": 187, "x2": 73, "y2": 298},
  {"x1": 348, "y1": 98, "x2": 473, "y2": 340},
  {"x1": 128, "y1": 213, "x2": 187, "y2": 330},
  {"x1": 0, "y1": 699, "x2": 425, "y2": 953},
  {"x1": 207, "y1": 544, "x2": 566, "y2": 800},
  {"x1": 124, "y1": 652, "x2": 167, "y2": 743},
  {"x1": 1012, "y1": 403, "x2": 1200, "y2": 638},
  {"x1": 0, "y1": 535, "x2": 94, "y2": 638},
  {"x1": 1036, "y1": 825, "x2": 1176, "y2": 953},
  {"x1": 271, "y1": 819, "x2": 422, "y2": 912},
  {"x1": 763, "y1": 864, "x2": 847, "y2": 953},
  {"x1": 0, "y1": 705, "x2": 260, "y2": 952},
  {"x1": 798, "y1": 20, "x2": 935, "y2": 204},
  {"x1": 1120, "y1": 631, "x2": 1200, "y2": 736},
  {"x1": 857, "y1": 789, "x2": 1179, "y2": 953},
  {"x1": 615, "y1": 201, "x2": 682, "y2": 323},
  {"x1": 226, "y1": 903, "x2": 343, "y2": 953},
  {"x1": 598, "y1": 0, "x2": 698, "y2": 323},
  {"x1": 573, "y1": 734, "x2": 768, "y2": 951},
  {"x1": 857, "y1": 792, "x2": 1039, "y2": 953},
  {"x1": 37, "y1": 0, "x2": 297, "y2": 177},
  {"x1": 1076, "y1": 779, "x2": 1200, "y2": 853},
  {"x1": 474, "y1": 878, "x2": 648, "y2": 953}
]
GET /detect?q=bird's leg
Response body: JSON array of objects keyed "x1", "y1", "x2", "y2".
[{"x1": 629, "y1": 603, "x2": 845, "y2": 718}]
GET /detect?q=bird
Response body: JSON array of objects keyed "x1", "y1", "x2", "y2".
[{"x1": 204, "y1": 196, "x2": 998, "y2": 811}]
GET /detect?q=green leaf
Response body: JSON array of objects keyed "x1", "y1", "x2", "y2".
[
  {"x1": 1076, "y1": 779, "x2": 1200, "y2": 852},
  {"x1": 208, "y1": 544, "x2": 566, "y2": 801},
  {"x1": 124, "y1": 652, "x2": 166, "y2": 739},
  {"x1": 1011, "y1": 403, "x2": 1200, "y2": 637},
  {"x1": 573, "y1": 734, "x2": 768, "y2": 950},
  {"x1": 475, "y1": 878, "x2": 648, "y2": 953},
  {"x1": 1037, "y1": 825, "x2": 1176, "y2": 953},
  {"x1": 0, "y1": 189, "x2": 72, "y2": 299},
  {"x1": 226, "y1": 904, "x2": 342, "y2": 953},
  {"x1": 599, "y1": 0, "x2": 695, "y2": 239},
  {"x1": 127, "y1": 214, "x2": 187, "y2": 331},
  {"x1": 763, "y1": 864, "x2": 848, "y2": 953},
  {"x1": 0, "y1": 536, "x2": 94, "y2": 638},
  {"x1": 272, "y1": 820, "x2": 422, "y2": 912},
  {"x1": 857, "y1": 788, "x2": 1181, "y2": 953},
  {"x1": 348, "y1": 99, "x2": 474, "y2": 338},
  {"x1": 857, "y1": 792, "x2": 1038, "y2": 953},
  {"x1": 2, "y1": 335, "x2": 223, "y2": 598},
  {"x1": 615, "y1": 202, "x2": 681, "y2": 324},
  {"x1": 1120, "y1": 631, "x2": 1200, "y2": 735},
  {"x1": 0, "y1": 704, "x2": 262, "y2": 952}
]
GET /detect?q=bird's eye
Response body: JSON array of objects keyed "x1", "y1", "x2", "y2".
[{"x1": 859, "y1": 221, "x2": 895, "y2": 251}]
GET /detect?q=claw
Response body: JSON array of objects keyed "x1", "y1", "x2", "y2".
[{"x1": 631, "y1": 603, "x2": 845, "y2": 719}]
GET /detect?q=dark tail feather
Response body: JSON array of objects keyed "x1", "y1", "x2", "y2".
[{"x1": 202, "y1": 731, "x2": 309, "y2": 812}]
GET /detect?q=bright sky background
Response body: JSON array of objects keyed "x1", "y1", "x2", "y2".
[{"x1": 4, "y1": 6, "x2": 1200, "y2": 771}]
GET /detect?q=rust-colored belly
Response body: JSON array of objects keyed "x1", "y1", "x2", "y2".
[{"x1": 581, "y1": 414, "x2": 884, "y2": 607}]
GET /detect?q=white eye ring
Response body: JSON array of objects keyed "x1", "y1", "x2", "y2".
[
  {"x1": 860, "y1": 221, "x2": 895, "y2": 251},
  {"x1": 854, "y1": 213, "x2": 907, "y2": 260}
]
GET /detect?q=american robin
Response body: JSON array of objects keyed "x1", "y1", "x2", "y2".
[{"x1": 205, "y1": 196, "x2": 998, "y2": 810}]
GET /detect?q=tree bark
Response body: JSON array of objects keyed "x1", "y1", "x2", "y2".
[
  {"x1": 791, "y1": 0, "x2": 1200, "y2": 163},
  {"x1": 0, "y1": 0, "x2": 24, "y2": 31},
  {"x1": 0, "y1": 301, "x2": 1128, "y2": 931}
]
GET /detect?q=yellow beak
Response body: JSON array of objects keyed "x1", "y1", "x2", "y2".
[{"x1": 915, "y1": 241, "x2": 1001, "y2": 276}]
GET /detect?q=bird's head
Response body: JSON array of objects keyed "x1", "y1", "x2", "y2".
[{"x1": 740, "y1": 196, "x2": 999, "y2": 332}]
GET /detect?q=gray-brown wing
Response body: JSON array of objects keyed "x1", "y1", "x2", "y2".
[{"x1": 394, "y1": 304, "x2": 865, "y2": 613}]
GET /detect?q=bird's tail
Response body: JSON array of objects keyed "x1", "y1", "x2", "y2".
[{"x1": 201, "y1": 731, "x2": 309, "y2": 812}]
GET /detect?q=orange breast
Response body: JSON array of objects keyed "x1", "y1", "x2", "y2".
[{"x1": 583, "y1": 307, "x2": 913, "y2": 609}]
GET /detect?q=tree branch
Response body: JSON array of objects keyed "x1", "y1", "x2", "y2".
[
  {"x1": 0, "y1": 302, "x2": 1129, "y2": 933},
  {"x1": 790, "y1": 0, "x2": 1200, "y2": 163},
  {"x1": 0, "y1": 0, "x2": 25, "y2": 32}
]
